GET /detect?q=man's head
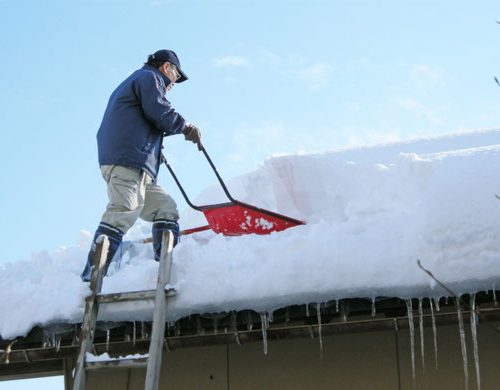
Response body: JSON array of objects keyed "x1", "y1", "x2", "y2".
[{"x1": 145, "y1": 50, "x2": 188, "y2": 85}]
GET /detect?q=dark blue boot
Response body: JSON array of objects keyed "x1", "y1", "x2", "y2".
[
  {"x1": 81, "y1": 222, "x2": 124, "y2": 282},
  {"x1": 152, "y1": 219, "x2": 180, "y2": 261}
]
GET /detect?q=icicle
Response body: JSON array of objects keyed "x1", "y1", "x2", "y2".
[
  {"x1": 230, "y1": 312, "x2": 240, "y2": 345},
  {"x1": 433, "y1": 297, "x2": 441, "y2": 312},
  {"x1": 406, "y1": 299, "x2": 416, "y2": 383},
  {"x1": 132, "y1": 321, "x2": 136, "y2": 346},
  {"x1": 336, "y1": 300, "x2": 339, "y2": 313},
  {"x1": 72, "y1": 325, "x2": 79, "y2": 345},
  {"x1": 470, "y1": 294, "x2": 481, "y2": 390},
  {"x1": 306, "y1": 304, "x2": 310, "y2": 317},
  {"x1": 456, "y1": 297, "x2": 469, "y2": 390},
  {"x1": 340, "y1": 301, "x2": 348, "y2": 322},
  {"x1": 316, "y1": 303, "x2": 323, "y2": 358},
  {"x1": 141, "y1": 322, "x2": 146, "y2": 339},
  {"x1": 371, "y1": 297, "x2": 376, "y2": 316},
  {"x1": 260, "y1": 313, "x2": 269, "y2": 355},
  {"x1": 429, "y1": 298, "x2": 438, "y2": 369},
  {"x1": 247, "y1": 311, "x2": 253, "y2": 331},
  {"x1": 418, "y1": 298, "x2": 425, "y2": 369},
  {"x1": 492, "y1": 284, "x2": 497, "y2": 307},
  {"x1": 106, "y1": 330, "x2": 110, "y2": 351},
  {"x1": 55, "y1": 335, "x2": 61, "y2": 352},
  {"x1": 231, "y1": 312, "x2": 238, "y2": 332},
  {"x1": 196, "y1": 316, "x2": 204, "y2": 335},
  {"x1": 166, "y1": 321, "x2": 173, "y2": 337},
  {"x1": 308, "y1": 326, "x2": 315, "y2": 339},
  {"x1": 213, "y1": 318, "x2": 218, "y2": 335},
  {"x1": 285, "y1": 307, "x2": 290, "y2": 325}
]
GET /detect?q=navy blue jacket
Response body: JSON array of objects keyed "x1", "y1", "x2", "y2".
[{"x1": 97, "y1": 65, "x2": 186, "y2": 180}]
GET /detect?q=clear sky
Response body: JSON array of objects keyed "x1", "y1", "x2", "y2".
[{"x1": 0, "y1": 0, "x2": 499, "y2": 386}]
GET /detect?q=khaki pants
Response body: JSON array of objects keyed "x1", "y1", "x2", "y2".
[{"x1": 100, "y1": 165, "x2": 179, "y2": 233}]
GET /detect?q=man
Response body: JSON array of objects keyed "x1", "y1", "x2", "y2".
[{"x1": 80, "y1": 49, "x2": 201, "y2": 282}]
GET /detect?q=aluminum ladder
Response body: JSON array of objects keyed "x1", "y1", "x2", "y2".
[{"x1": 72, "y1": 231, "x2": 175, "y2": 390}]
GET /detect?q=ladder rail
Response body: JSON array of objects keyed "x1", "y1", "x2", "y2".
[
  {"x1": 73, "y1": 236, "x2": 110, "y2": 390},
  {"x1": 145, "y1": 231, "x2": 174, "y2": 390}
]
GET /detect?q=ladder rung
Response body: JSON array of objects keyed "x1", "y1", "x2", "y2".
[
  {"x1": 86, "y1": 356, "x2": 148, "y2": 370},
  {"x1": 97, "y1": 288, "x2": 176, "y2": 304}
]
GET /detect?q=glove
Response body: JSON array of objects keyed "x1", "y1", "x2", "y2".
[{"x1": 183, "y1": 123, "x2": 202, "y2": 151}]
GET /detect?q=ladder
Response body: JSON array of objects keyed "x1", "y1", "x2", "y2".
[{"x1": 72, "y1": 231, "x2": 175, "y2": 390}]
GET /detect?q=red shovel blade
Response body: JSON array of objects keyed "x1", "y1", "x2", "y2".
[{"x1": 201, "y1": 202, "x2": 304, "y2": 236}]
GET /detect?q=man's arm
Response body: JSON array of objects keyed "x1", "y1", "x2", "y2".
[{"x1": 136, "y1": 71, "x2": 186, "y2": 136}]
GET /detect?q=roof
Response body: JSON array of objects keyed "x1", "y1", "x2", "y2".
[{"x1": 2, "y1": 292, "x2": 499, "y2": 381}]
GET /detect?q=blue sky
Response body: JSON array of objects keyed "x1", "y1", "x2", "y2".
[{"x1": 0, "y1": 0, "x2": 499, "y2": 385}]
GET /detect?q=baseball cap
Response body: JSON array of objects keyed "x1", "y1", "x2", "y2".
[{"x1": 149, "y1": 49, "x2": 188, "y2": 83}]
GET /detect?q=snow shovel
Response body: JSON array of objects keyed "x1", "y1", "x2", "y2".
[
  {"x1": 162, "y1": 146, "x2": 305, "y2": 236},
  {"x1": 112, "y1": 147, "x2": 304, "y2": 265}
]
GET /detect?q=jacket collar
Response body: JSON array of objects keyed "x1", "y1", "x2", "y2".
[{"x1": 142, "y1": 64, "x2": 173, "y2": 87}]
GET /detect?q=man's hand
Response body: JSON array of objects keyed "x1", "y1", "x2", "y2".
[{"x1": 183, "y1": 123, "x2": 202, "y2": 151}]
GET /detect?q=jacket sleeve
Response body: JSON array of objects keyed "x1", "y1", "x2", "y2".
[{"x1": 135, "y1": 71, "x2": 186, "y2": 136}]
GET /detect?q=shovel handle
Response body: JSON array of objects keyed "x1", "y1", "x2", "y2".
[
  {"x1": 162, "y1": 145, "x2": 236, "y2": 211},
  {"x1": 199, "y1": 146, "x2": 236, "y2": 203},
  {"x1": 162, "y1": 154, "x2": 203, "y2": 211}
]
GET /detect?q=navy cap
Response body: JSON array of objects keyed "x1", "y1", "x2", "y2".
[{"x1": 149, "y1": 49, "x2": 188, "y2": 83}]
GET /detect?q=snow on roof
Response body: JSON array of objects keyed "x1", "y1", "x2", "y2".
[{"x1": 1, "y1": 129, "x2": 500, "y2": 340}]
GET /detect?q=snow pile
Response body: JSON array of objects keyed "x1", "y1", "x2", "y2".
[
  {"x1": 1, "y1": 129, "x2": 500, "y2": 339},
  {"x1": 85, "y1": 352, "x2": 148, "y2": 363}
]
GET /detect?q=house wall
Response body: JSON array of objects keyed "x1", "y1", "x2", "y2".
[{"x1": 84, "y1": 321, "x2": 500, "y2": 389}]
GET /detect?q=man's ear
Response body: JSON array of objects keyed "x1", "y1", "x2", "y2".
[
  {"x1": 158, "y1": 62, "x2": 166, "y2": 75},
  {"x1": 162, "y1": 62, "x2": 171, "y2": 72}
]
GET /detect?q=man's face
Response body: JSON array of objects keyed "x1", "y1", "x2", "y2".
[{"x1": 161, "y1": 62, "x2": 181, "y2": 90}]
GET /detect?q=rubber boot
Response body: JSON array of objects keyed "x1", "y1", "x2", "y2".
[
  {"x1": 152, "y1": 219, "x2": 180, "y2": 261},
  {"x1": 80, "y1": 222, "x2": 124, "y2": 282}
]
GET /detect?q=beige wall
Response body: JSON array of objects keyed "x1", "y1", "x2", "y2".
[{"x1": 84, "y1": 321, "x2": 500, "y2": 389}]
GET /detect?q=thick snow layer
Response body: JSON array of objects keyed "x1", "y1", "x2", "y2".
[{"x1": 1, "y1": 129, "x2": 500, "y2": 339}]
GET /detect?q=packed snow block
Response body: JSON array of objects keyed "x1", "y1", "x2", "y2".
[
  {"x1": 1, "y1": 130, "x2": 500, "y2": 339},
  {"x1": 156, "y1": 135, "x2": 500, "y2": 321},
  {"x1": 0, "y1": 233, "x2": 91, "y2": 339}
]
